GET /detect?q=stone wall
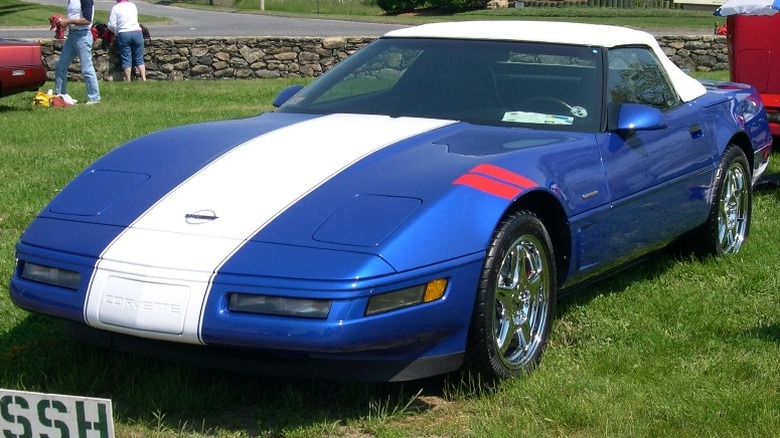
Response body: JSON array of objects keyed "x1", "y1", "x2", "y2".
[
  {"x1": 657, "y1": 35, "x2": 729, "y2": 72},
  {"x1": 40, "y1": 36, "x2": 373, "y2": 82},
  {"x1": 39, "y1": 34, "x2": 728, "y2": 82}
]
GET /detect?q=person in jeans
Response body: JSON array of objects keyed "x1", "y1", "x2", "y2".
[
  {"x1": 54, "y1": 0, "x2": 101, "y2": 104},
  {"x1": 108, "y1": 0, "x2": 146, "y2": 81}
]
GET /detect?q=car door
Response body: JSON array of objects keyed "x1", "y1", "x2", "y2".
[{"x1": 595, "y1": 46, "x2": 716, "y2": 263}]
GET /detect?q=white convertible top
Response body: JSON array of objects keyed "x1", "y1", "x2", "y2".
[{"x1": 384, "y1": 21, "x2": 706, "y2": 103}]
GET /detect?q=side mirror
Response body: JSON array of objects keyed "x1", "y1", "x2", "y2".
[
  {"x1": 614, "y1": 103, "x2": 667, "y2": 132},
  {"x1": 272, "y1": 85, "x2": 305, "y2": 108}
]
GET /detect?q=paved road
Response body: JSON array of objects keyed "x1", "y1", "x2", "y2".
[
  {"x1": 2, "y1": 0, "x2": 408, "y2": 39},
  {"x1": 1, "y1": 0, "x2": 710, "y2": 39}
]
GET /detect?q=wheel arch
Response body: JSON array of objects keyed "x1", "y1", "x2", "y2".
[
  {"x1": 504, "y1": 190, "x2": 571, "y2": 285},
  {"x1": 724, "y1": 132, "x2": 755, "y2": 175}
]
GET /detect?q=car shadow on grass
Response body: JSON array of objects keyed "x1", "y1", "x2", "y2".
[
  {"x1": 755, "y1": 172, "x2": 780, "y2": 191},
  {"x1": 0, "y1": 313, "x2": 446, "y2": 435},
  {"x1": 0, "y1": 104, "x2": 35, "y2": 113},
  {"x1": 748, "y1": 324, "x2": 780, "y2": 345}
]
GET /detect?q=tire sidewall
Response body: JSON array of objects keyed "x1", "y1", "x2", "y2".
[
  {"x1": 467, "y1": 210, "x2": 558, "y2": 380},
  {"x1": 706, "y1": 145, "x2": 752, "y2": 256}
]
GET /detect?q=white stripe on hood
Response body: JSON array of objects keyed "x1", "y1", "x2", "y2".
[{"x1": 83, "y1": 114, "x2": 454, "y2": 344}]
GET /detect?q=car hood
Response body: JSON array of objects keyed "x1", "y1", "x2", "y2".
[{"x1": 31, "y1": 112, "x2": 583, "y2": 275}]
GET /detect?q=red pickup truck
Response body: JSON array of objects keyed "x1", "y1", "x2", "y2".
[
  {"x1": 0, "y1": 39, "x2": 47, "y2": 98},
  {"x1": 715, "y1": 0, "x2": 780, "y2": 138},
  {"x1": 727, "y1": 14, "x2": 780, "y2": 137}
]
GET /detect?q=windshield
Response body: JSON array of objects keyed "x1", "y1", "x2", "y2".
[{"x1": 278, "y1": 38, "x2": 603, "y2": 132}]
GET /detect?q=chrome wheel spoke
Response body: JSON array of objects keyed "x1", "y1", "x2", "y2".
[
  {"x1": 492, "y1": 235, "x2": 550, "y2": 370},
  {"x1": 717, "y1": 164, "x2": 748, "y2": 254},
  {"x1": 494, "y1": 298, "x2": 514, "y2": 353}
]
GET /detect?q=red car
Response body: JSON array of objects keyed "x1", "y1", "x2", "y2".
[
  {"x1": 0, "y1": 39, "x2": 47, "y2": 98},
  {"x1": 715, "y1": 0, "x2": 780, "y2": 138},
  {"x1": 727, "y1": 14, "x2": 780, "y2": 137}
]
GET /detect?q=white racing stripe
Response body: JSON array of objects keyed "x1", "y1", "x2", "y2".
[{"x1": 83, "y1": 114, "x2": 454, "y2": 344}]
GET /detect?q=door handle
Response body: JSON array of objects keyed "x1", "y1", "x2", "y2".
[{"x1": 688, "y1": 123, "x2": 703, "y2": 139}]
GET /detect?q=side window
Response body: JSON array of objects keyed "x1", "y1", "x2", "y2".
[{"x1": 607, "y1": 47, "x2": 681, "y2": 110}]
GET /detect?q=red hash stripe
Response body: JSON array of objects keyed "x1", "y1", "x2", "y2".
[
  {"x1": 453, "y1": 174, "x2": 523, "y2": 200},
  {"x1": 470, "y1": 164, "x2": 537, "y2": 189},
  {"x1": 453, "y1": 164, "x2": 539, "y2": 199}
]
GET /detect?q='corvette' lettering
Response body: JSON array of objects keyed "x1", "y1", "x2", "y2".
[{"x1": 104, "y1": 294, "x2": 182, "y2": 314}]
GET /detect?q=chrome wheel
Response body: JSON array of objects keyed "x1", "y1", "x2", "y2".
[
  {"x1": 695, "y1": 145, "x2": 752, "y2": 258},
  {"x1": 466, "y1": 210, "x2": 556, "y2": 380},
  {"x1": 492, "y1": 235, "x2": 551, "y2": 370},
  {"x1": 716, "y1": 161, "x2": 749, "y2": 254}
]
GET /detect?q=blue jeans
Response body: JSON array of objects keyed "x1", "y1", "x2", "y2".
[
  {"x1": 116, "y1": 30, "x2": 145, "y2": 69},
  {"x1": 55, "y1": 28, "x2": 100, "y2": 103}
]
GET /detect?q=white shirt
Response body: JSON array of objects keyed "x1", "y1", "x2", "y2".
[
  {"x1": 108, "y1": 1, "x2": 142, "y2": 34},
  {"x1": 66, "y1": 0, "x2": 94, "y2": 30}
]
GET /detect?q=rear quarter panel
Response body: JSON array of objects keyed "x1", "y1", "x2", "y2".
[{"x1": 698, "y1": 81, "x2": 773, "y2": 171}]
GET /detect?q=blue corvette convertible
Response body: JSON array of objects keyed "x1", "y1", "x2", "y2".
[{"x1": 10, "y1": 21, "x2": 772, "y2": 382}]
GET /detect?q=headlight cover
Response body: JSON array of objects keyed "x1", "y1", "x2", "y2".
[
  {"x1": 229, "y1": 294, "x2": 332, "y2": 319},
  {"x1": 20, "y1": 261, "x2": 81, "y2": 290}
]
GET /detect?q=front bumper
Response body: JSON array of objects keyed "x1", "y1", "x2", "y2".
[
  {"x1": 11, "y1": 240, "x2": 484, "y2": 377},
  {"x1": 64, "y1": 321, "x2": 465, "y2": 382}
]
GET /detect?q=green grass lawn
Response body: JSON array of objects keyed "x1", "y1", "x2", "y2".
[
  {"x1": 1, "y1": 77, "x2": 779, "y2": 437},
  {"x1": 0, "y1": 0, "x2": 164, "y2": 27},
  {"x1": 233, "y1": 0, "x2": 726, "y2": 29}
]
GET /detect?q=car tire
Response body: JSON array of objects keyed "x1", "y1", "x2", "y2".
[
  {"x1": 465, "y1": 210, "x2": 557, "y2": 381},
  {"x1": 698, "y1": 144, "x2": 752, "y2": 256}
]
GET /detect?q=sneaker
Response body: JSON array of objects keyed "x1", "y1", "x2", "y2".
[{"x1": 85, "y1": 100, "x2": 100, "y2": 105}]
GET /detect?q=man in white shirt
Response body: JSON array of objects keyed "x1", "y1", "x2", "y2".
[{"x1": 54, "y1": 0, "x2": 101, "y2": 104}]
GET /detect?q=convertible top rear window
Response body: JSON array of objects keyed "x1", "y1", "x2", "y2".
[{"x1": 278, "y1": 38, "x2": 604, "y2": 132}]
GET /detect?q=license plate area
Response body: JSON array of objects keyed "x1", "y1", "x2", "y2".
[{"x1": 98, "y1": 276, "x2": 190, "y2": 335}]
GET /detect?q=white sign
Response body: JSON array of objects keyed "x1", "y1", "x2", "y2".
[{"x1": 0, "y1": 389, "x2": 114, "y2": 438}]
